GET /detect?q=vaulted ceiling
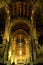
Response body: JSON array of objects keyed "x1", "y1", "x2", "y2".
[{"x1": 0, "y1": 0, "x2": 43, "y2": 36}]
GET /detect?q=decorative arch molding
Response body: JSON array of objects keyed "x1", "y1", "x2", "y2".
[
  {"x1": 0, "y1": 1, "x2": 11, "y2": 43},
  {"x1": 10, "y1": 19, "x2": 31, "y2": 35},
  {"x1": 8, "y1": 19, "x2": 32, "y2": 64}
]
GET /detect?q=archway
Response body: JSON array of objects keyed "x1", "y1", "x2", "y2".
[{"x1": 8, "y1": 21, "x2": 32, "y2": 64}]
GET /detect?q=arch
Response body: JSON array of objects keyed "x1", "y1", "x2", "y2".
[
  {"x1": 0, "y1": 1, "x2": 11, "y2": 42},
  {"x1": 10, "y1": 19, "x2": 31, "y2": 36},
  {"x1": 8, "y1": 19, "x2": 32, "y2": 64}
]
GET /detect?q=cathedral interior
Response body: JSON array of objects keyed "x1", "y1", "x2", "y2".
[{"x1": 0, "y1": 0, "x2": 43, "y2": 65}]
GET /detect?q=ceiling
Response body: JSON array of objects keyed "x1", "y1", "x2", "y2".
[{"x1": 0, "y1": 1, "x2": 43, "y2": 35}]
